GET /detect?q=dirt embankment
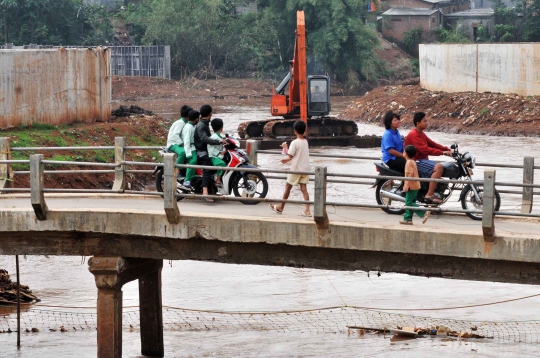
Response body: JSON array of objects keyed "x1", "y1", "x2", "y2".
[
  {"x1": 339, "y1": 85, "x2": 540, "y2": 137},
  {"x1": 112, "y1": 76, "x2": 275, "y2": 102},
  {"x1": 6, "y1": 115, "x2": 170, "y2": 190}
]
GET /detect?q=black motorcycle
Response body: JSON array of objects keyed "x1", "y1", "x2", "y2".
[{"x1": 373, "y1": 143, "x2": 501, "y2": 220}]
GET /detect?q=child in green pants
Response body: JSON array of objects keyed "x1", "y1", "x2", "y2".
[
  {"x1": 208, "y1": 118, "x2": 226, "y2": 187},
  {"x1": 400, "y1": 145, "x2": 430, "y2": 225}
]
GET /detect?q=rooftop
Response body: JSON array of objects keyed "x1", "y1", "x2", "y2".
[
  {"x1": 383, "y1": 8, "x2": 440, "y2": 16},
  {"x1": 445, "y1": 8, "x2": 495, "y2": 17}
]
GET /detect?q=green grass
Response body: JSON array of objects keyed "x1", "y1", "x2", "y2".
[
  {"x1": 479, "y1": 107, "x2": 490, "y2": 117},
  {"x1": 31, "y1": 123, "x2": 57, "y2": 130}
]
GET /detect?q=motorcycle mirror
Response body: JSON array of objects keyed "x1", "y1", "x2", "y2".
[{"x1": 450, "y1": 144, "x2": 457, "y2": 150}]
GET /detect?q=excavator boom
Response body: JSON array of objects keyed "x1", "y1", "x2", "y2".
[{"x1": 238, "y1": 10, "x2": 358, "y2": 142}]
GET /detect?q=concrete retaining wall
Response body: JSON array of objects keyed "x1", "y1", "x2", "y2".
[
  {"x1": 419, "y1": 43, "x2": 540, "y2": 96},
  {"x1": 0, "y1": 47, "x2": 111, "y2": 129}
]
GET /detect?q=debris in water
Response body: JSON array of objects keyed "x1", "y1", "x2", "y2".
[{"x1": 0, "y1": 269, "x2": 40, "y2": 305}]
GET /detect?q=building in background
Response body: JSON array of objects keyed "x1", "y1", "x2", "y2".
[
  {"x1": 382, "y1": 8, "x2": 441, "y2": 42},
  {"x1": 444, "y1": 8, "x2": 495, "y2": 40}
]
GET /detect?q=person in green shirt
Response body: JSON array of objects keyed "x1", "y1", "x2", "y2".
[
  {"x1": 181, "y1": 110, "x2": 200, "y2": 189},
  {"x1": 167, "y1": 105, "x2": 192, "y2": 167},
  {"x1": 208, "y1": 118, "x2": 227, "y2": 188}
]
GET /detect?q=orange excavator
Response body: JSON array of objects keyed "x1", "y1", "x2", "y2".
[{"x1": 237, "y1": 10, "x2": 358, "y2": 145}]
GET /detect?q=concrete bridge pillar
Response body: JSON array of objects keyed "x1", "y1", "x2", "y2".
[{"x1": 88, "y1": 256, "x2": 164, "y2": 358}]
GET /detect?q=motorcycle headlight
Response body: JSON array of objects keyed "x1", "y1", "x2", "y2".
[{"x1": 463, "y1": 152, "x2": 475, "y2": 169}]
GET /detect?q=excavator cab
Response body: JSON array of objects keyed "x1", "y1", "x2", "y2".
[{"x1": 308, "y1": 76, "x2": 331, "y2": 116}]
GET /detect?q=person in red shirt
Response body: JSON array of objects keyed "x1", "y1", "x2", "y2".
[{"x1": 404, "y1": 112, "x2": 452, "y2": 204}]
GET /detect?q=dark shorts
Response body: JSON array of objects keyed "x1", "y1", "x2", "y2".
[
  {"x1": 416, "y1": 159, "x2": 437, "y2": 178},
  {"x1": 385, "y1": 157, "x2": 406, "y2": 172}
]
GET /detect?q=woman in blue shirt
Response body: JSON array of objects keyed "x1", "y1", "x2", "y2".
[{"x1": 381, "y1": 111, "x2": 406, "y2": 172}]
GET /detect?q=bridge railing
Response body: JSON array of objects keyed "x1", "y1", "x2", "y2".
[
  {"x1": 1, "y1": 137, "x2": 539, "y2": 242},
  {"x1": 249, "y1": 140, "x2": 538, "y2": 215}
]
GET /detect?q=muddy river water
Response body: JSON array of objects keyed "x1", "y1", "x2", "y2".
[{"x1": 1, "y1": 97, "x2": 540, "y2": 357}]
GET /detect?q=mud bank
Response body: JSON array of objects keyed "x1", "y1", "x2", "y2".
[{"x1": 339, "y1": 85, "x2": 540, "y2": 137}]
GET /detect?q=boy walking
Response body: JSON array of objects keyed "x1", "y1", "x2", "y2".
[
  {"x1": 270, "y1": 120, "x2": 311, "y2": 217},
  {"x1": 181, "y1": 110, "x2": 200, "y2": 189},
  {"x1": 401, "y1": 145, "x2": 430, "y2": 225},
  {"x1": 208, "y1": 118, "x2": 226, "y2": 187}
]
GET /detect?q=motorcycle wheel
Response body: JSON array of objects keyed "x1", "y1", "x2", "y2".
[
  {"x1": 155, "y1": 170, "x2": 185, "y2": 201},
  {"x1": 375, "y1": 179, "x2": 406, "y2": 215},
  {"x1": 232, "y1": 171, "x2": 268, "y2": 205},
  {"x1": 460, "y1": 185, "x2": 501, "y2": 220}
]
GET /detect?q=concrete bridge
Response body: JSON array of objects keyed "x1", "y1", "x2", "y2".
[
  {"x1": 1, "y1": 193, "x2": 540, "y2": 356},
  {"x1": 1, "y1": 138, "x2": 539, "y2": 357}
]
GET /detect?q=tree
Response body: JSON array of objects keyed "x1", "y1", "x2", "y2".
[
  {"x1": 523, "y1": 0, "x2": 540, "y2": 41},
  {"x1": 0, "y1": 0, "x2": 113, "y2": 46},
  {"x1": 434, "y1": 22, "x2": 471, "y2": 43},
  {"x1": 402, "y1": 27, "x2": 423, "y2": 52},
  {"x1": 491, "y1": 0, "x2": 522, "y2": 42},
  {"x1": 258, "y1": 0, "x2": 382, "y2": 86},
  {"x1": 124, "y1": 0, "x2": 381, "y2": 86}
]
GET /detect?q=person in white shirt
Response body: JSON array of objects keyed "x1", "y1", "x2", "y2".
[
  {"x1": 181, "y1": 110, "x2": 199, "y2": 189},
  {"x1": 270, "y1": 120, "x2": 311, "y2": 217},
  {"x1": 167, "y1": 105, "x2": 191, "y2": 166}
]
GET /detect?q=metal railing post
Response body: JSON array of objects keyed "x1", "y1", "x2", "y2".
[
  {"x1": 30, "y1": 154, "x2": 48, "y2": 220},
  {"x1": 163, "y1": 153, "x2": 180, "y2": 224},
  {"x1": 0, "y1": 137, "x2": 12, "y2": 192},
  {"x1": 521, "y1": 157, "x2": 534, "y2": 213},
  {"x1": 314, "y1": 166, "x2": 329, "y2": 231},
  {"x1": 246, "y1": 140, "x2": 259, "y2": 166},
  {"x1": 112, "y1": 137, "x2": 125, "y2": 192},
  {"x1": 482, "y1": 170, "x2": 496, "y2": 242}
]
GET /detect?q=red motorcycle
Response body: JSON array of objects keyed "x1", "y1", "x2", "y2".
[{"x1": 154, "y1": 136, "x2": 268, "y2": 204}]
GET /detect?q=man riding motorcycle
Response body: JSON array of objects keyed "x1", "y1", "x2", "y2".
[{"x1": 404, "y1": 112, "x2": 451, "y2": 204}]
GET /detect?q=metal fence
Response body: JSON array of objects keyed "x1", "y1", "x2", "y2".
[
  {"x1": 110, "y1": 46, "x2": 171, "y2": 79},
  {"x1": 0, "y1": 137, "x2": 538, "y2": 241},
  {"x1": 1, "y1": 44, "x2": 171, "y2": 79}
]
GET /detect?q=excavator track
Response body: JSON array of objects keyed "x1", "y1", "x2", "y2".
[{"x1": 238, "y1": 117, "x2": 358, "y2": 139}]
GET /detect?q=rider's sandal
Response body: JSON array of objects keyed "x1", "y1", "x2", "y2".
[
  {"x1": 425, "y1": 195, "x2": 442, "y2": 204},
  {"x1": 270, "y1": 204, "x2": 282, "y2": 214},
  {"x1": 215, "y1": 182, "x2": 223, "y2": 188}
]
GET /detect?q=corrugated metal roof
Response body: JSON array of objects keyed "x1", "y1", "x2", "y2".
[
  {"x1": 420, "y1": 0, "x2": 451, "y2": 3},
  {"x1": 382, "y1": 8, "x2": 439, "y2": 16},
  {"x1": 444, "y1": 8, "x2": 495, "y2": 17}
]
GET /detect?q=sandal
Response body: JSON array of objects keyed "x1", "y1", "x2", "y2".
[
  {"x1": 203, "y1": 196, "x2": 215, "y2": 203},
  {"x1": 400, "y1": 220, "x2": 413, "y2": 225},
  {"x1": 299, "y1": 211, "x2": 312, "y2": 217},
  {"x1": 270, "y1": 204, "x2": 282, "y2": 214},
  {"x1": 424, "y1": 195, "x2": 442, "y2": 204}
]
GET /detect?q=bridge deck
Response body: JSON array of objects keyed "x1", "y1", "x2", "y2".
[
  {"x1": 2, "y1": 194, "x2": 540, "y2": 284},
  {"x1": 1, "y1": 193, "x2": 538, "y2": 237}
]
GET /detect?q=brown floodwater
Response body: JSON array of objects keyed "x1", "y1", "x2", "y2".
[{"x1": 1, "y1": 97, "x2": 540, "y2": 357}]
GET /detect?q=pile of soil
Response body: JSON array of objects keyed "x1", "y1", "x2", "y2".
[
  {"x1": 111, "y1": 105, "x2": 153, "y2": 117},
  {"x1": 339, "y1": 84, "x2": 540, "y2": 137},
  {"x1": 0, "y1": 269, "x2": 39, "y2": 305}
]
